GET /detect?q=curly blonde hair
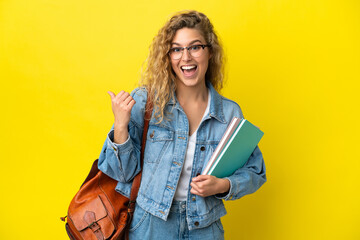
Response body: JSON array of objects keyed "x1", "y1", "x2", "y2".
[{"x1": 140, "y1": 10, "x2": 225, "y2": 123}]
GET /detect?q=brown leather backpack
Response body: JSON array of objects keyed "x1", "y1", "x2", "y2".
[{"x1": 61, "y1": 99, "x2": 152, "y2": 240}]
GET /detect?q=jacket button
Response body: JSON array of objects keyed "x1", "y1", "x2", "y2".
[
  {"x1": 200, "y1": 146, "x2": 205, "y2": 151},
  {"x1": 194, "y1": 222, "x2": 199, "y2": 226},
  {"x1": 192, "y1": 196, "x2": 196, "y2": 201},
  {"x1": 150, "y1": 131, "x2": 154, "y2": 138}
]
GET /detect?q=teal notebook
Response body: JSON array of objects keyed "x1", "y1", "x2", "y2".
[{"x1": 206, "y1": 118, "x2": 264, "y2": 178}]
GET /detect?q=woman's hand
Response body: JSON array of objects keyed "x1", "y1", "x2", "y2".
[
  {"x1": 190, "y1": 175, "x2": 230, "y2": 197},
  {"x1": 108, "y1": 91, "x2": 136, "y2": 144}
]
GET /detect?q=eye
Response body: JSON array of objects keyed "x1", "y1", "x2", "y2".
[
  {"x1": 190, "y1": 45, "x2": 201, "y2": 51},
  {"x1": 170, "y1": 47, "x2": 182, "y2": 53}
]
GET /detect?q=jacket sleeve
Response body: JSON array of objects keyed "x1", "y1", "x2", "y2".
[
  {"x1": 97, "y1": 88, "x2": 147, "y2": 183},
  {"x1": 215, "y1": 100, "x2": 266, "y2": 200},
  {"x1": 215, "y1": 145, "x2": 266, "y2": 200}
]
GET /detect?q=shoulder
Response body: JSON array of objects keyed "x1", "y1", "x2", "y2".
[
  {"x1": 220, "y1": 95, "x2": 242, "y2": 113},
  {"x1": 220, "y1": 95, "x2": 244, "y2": 119},
  {"x1": 130, "y1": 87, "x2": 148, "y2": 127},
  {"x1": 208, "y1": 82, "x2": 244, "y2": 121},
  {"x1": 131, "y1": 87, "x2": 148, "y2": 103}
]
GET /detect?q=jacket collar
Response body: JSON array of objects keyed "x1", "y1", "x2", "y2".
[{"x1": 168, "y1": 82, "x2": 226, "y2": 124}]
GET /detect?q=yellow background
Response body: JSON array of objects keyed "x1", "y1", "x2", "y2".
[{"x1": 1, "y1": 0, "x2": 359, "y2": 239}]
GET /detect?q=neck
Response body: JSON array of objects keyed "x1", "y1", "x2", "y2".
[{"x1": 176, "y1": 82, "x2": 208, "y2": 105}]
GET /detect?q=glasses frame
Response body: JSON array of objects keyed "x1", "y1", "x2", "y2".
[{"x1": 168, "y1": 44, "x2": 211, "y2": 60}]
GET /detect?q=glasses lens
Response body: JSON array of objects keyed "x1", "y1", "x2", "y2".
[
  {"x1": 170, "y1": 45, "x2": 207, "y2": 60},
  {"x1": 189, "y1": 45, "x2": 202, "y2": 58},
  {"x1": 170, "y1": 48, "x2": 182, "y2": 60}
]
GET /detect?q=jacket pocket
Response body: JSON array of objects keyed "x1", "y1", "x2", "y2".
[{"x1": 144, "y1": 125, "x2": 174, "y2": 163}]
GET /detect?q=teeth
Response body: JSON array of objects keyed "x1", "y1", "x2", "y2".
[{"x1": 181, "y1": 65, "x2": 196, "y2": 70}]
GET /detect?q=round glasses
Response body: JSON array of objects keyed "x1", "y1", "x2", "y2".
[{"x1": 168, "y1": 44, "x2": 211, "y2": 60}]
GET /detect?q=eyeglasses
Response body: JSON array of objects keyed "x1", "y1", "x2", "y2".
[{"x1": 168, "y1": 44, "x2": 211, "y2": 60}]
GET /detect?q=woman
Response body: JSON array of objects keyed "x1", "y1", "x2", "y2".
[{"x1": 98, "y1": 10, "x2": 266, "y2": 239}]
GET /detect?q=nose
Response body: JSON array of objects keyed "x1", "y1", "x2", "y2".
[{"x1": 181, "y1": 48, "x2": 192, "y2": 61}]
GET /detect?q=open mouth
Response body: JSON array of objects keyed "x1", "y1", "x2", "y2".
[{"x1": 181, "y1": 65, "x2": 197, "y2": 77}]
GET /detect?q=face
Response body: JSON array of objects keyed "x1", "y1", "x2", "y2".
[{"x1": 170, "y1": 28, "x2": 211, "y2": 89}]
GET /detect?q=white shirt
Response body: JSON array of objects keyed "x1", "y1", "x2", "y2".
[{"x1": 174, "y1": 90, "x2": 211, "y2": 201}]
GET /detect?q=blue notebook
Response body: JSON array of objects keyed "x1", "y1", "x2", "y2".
[{"x1": 203, "y1": 118, "x2": 264, "y2": 178}]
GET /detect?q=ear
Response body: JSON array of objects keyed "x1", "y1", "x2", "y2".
[
  {"x1": 208, "y1": 50, "x2": 212, "y2": 60},
  {"x1": 208, "y1": 47, "x2": 213, "y2": 59}
]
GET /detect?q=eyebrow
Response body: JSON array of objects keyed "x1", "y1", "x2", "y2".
[{"x1": 171, "y1": 40, "x2": 203, "y2": 46}]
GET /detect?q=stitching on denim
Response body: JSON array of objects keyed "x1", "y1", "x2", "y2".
[{"x1": 129, "y1": 208, "x2": 149, "y2": 232}]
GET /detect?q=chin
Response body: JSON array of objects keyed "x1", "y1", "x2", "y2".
[{"x1": 176, "y1": 77, "x2": 203, "y2": 88}]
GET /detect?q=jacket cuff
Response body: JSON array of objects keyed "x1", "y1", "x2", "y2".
[
  {"x1": 107, "y1": 129, "x2": 132, "y2": 153},
  {"x1": 215, "y1": 177, "x2": 235, "y2": 200}
]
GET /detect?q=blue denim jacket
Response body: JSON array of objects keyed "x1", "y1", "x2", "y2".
[{"x1": 98, "y1": 83, "x2": 266, "y2": 230}]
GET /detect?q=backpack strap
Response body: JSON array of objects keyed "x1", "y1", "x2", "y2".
[{"x1": 128, "y1": 94, "x2": 153, "y2": 211}]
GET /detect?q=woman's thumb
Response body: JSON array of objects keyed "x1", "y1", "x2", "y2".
[{"x1": 107, "y1": 91, "x2": 116, "y2": 99}]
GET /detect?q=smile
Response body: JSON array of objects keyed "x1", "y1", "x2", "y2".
[
  {"x1": 181, "y1": 65, "x2": 198, "y2": 77},
  {"x1": 181, "y1": 65, "x2": 196, "y2": 70}
]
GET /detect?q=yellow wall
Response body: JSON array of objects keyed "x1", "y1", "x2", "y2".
[{"x1": 1, "y1": 0, "x2": 359, "y2": 239}]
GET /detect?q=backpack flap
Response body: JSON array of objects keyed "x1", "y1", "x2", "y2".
[{"x1": 68, "y1": 195, "x2": 115, "y2": 239}]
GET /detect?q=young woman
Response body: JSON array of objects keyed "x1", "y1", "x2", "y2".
[{"x1": 98, "y1": 10, "x2": 266, "y2": 239}]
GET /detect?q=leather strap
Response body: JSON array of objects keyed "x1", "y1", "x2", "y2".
[
  {"x1": 83, "y1": 211, "x2": 105, "y2": 240},
  {"x1": 129, "y1": 95, "x2": 153, "y2": 205},
  {"x1": 89, "y1": 222, "x2": 104, "y2": 240}
]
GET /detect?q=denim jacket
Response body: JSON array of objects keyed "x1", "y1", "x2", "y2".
[{"x1": 98, "y1": 83, "x2": 266, "y2": 230}]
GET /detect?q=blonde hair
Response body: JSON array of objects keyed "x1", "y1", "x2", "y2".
[{"x1": 140, "y1": 10, "x2": 225, "y2": 123}]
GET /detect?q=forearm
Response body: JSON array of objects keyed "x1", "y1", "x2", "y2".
[
  {"x1": 113, "y1": 123, "x2": 129, "y2": 144},
  {"x1": 217, "y1": 178, "x2": 230, "y2": 194}
]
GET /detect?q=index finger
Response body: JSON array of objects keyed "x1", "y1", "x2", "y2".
[{"x1": 192, "y1": 174, "x2": 210, "y2": 182}]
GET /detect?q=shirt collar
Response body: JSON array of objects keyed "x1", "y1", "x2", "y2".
[
  {"x1": 207, "y1": 82, "x2": 226, "y2": 123},
  {"x1": 168, "y1": 82, "x2": 226, "y2": 123}
]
